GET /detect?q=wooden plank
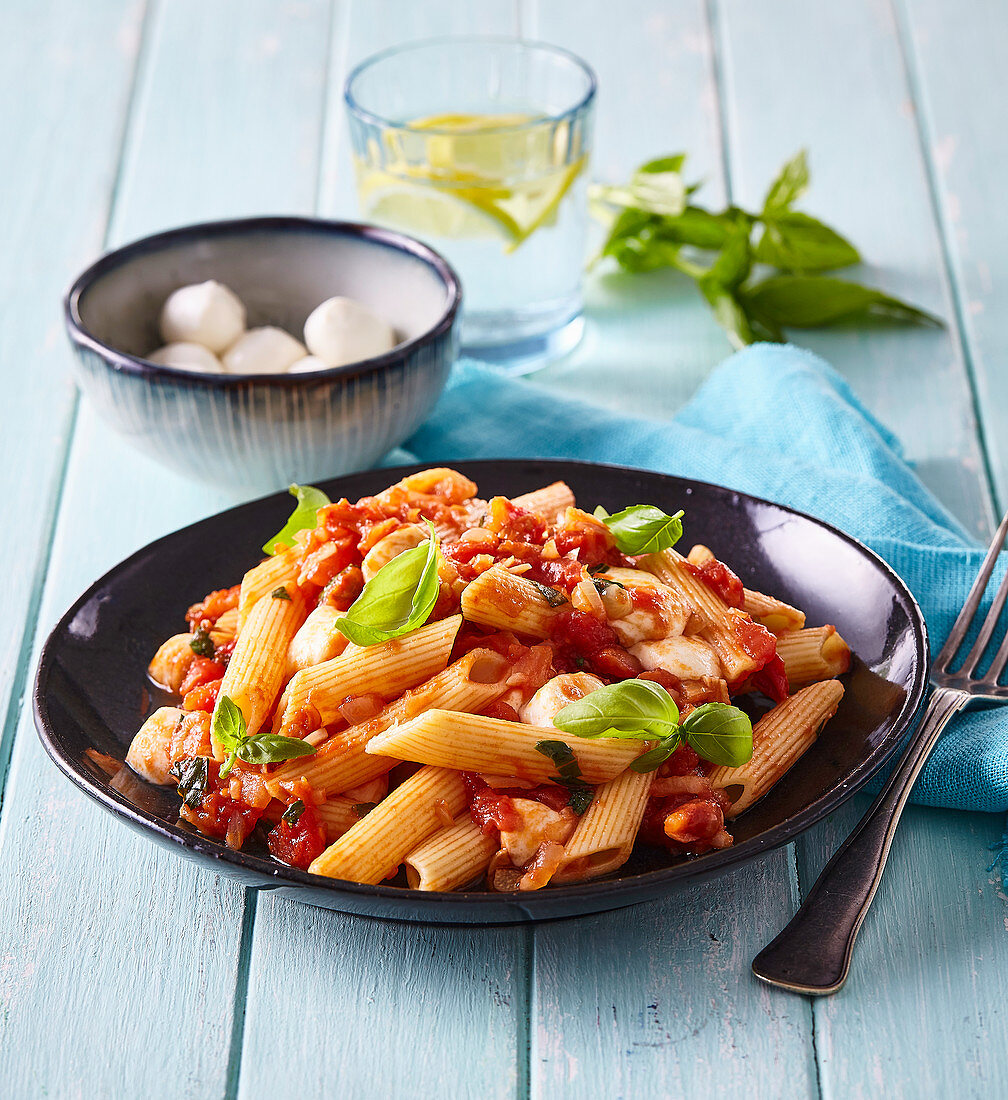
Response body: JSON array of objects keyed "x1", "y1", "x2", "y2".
[
  {"x1": 0, "y1": 1, "x2": 332, "y2": 1096},
  {"x1": 0, "y1": 0, "x2": 142, "y2": 794},
  {"x1": 240, "y1": 894, "x2": 529, "y2": 1098},
  {"x1": 531, "y1": 0, "x2": 735, "y2": 417},
  {"x1": 527, "y1": 3, "x2": 817, "y2": 1095},
  {"x1": 716, "y1": 0, "x2": 993, "y2": 539},
  {"x1": 238, "y1": 6, "x2": 531, "y2": 1100},
  {"x1": 795, "y1": 798, "x2": 1008, "y2": 1096},
  {"x1": 897, "y1": 0, "x2": 1008, "y2": 511}
]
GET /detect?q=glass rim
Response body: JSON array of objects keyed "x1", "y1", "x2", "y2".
[{"x1": 343, "y1": 35, "x2": 598, "y2": 136}]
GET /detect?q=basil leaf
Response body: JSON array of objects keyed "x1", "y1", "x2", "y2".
[
  {"x1": 552, "y1": 679, "x2": 680, "y2": 740},
  {"x1": 587, "y1": 563, "x2": 609, "y2": 575},
  {"x1": 680, "y1": 702, "x2": 753, "y2": 767},
  {"x1": 281, "y1": 798, "x2": 305, "y2": 825},
  {"x1": 212, "y1": 695, "x2": 245, "y2": 754},
  {"x1": 237, "y1": 733, "x2": 316, "y2": 766},
  {"x1": 592, "y1": 578, "x2": 624, "y2": 595},
  {"x1": 702, "y1": 224, "x2": 752, "y2": 290},
  {"x1": 741, "y1": 275, "x2": 943, "y2": 329},
  {"x1": 271, "y1": 586, "x2": 292, "y2": 601},
  {"x1": 335, "y1": 518, "x2": 440, "y2": 646},
  {"x1": 659, "y1": 205, "x2": 751, "y2": 250},
  {"x1": 528, "y1": 580, "x2": 567, "y2": 608},
  {"x1": 594, "y1": 504, "x2": 684, "y2": 556},
  {"x1": 599, "y1": 211, "x2": 683, "y2": 273},
  {"x1": 534, "y1": 739, "x2": 584, "y2": 784},
  {"x1": 591, "y1": 165, "x2": 687, "y2": 217},
  {"x1": 638, "y1": 153, "x2": 687, "y2": 175},
  {"x1": 754, "y1": 211, "x2": 860, "y2": 273},
  {"x1": 628, "y1": 735, "x2": 681, "y2": 774},
  {"x1": 189, "y1": 628, "x2": 214, "y2": 658},
  {"x1": 568, "y1": 787, "x2": 595, "y2": 815},
  {"x1": 263, "y1": 484, "x2": 331, "y2": 556},
  {"x1": 700, "y1": 283, "x2": 758, "y2": 350},
  {"x1": 762, "y1": 149, "x2": 809, "y2": 214},
  {"x1": 169, "y1": 756, "x2": 209, "y2": 808}
]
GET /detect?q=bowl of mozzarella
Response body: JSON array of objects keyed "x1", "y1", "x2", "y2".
[{"x1": 64, "y1": 217, "x2": 461, "y2": 489}]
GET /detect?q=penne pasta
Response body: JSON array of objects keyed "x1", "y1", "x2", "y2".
[
  {"x1": 238, "y1": 549, "x2": 300, "y2": 630},
  {"x1": 365, "y1": 710, "x2": 645, "y2": 783},
  {"x1": 315, "y1": 797, "x2": 362, "y2": 843},
  {"x1": 403, "y1": 813, "x2": 498, "y2": 891},
  {"x1": 309, "y1": 765, "x2": 468, "y2": 883},
  {"x1": 213, "y1": 588, "x2": 308, "y2": 755},
  {"x1": 274, "y1": 614, "x2": 462, "y2": 734},
  {"x1": 135, "y1": 464, "x2": 854, "y2": 893},
  {"x1": 553, "y1": 769, "x2": 654, "y2": 883},
  {"x1": 460, "y1": 565, "x2": 565, "y2": 638},
  {"x1": 512, "y1": 481, "x2": 576, "y2": 520},
  {"x1": 774, "y1": 626, "x2": 851, "y2": 687},
  {"x1": 708, "y1": 679, "x2": 845, "y2": 816},
  {"x1": 268, "y1": 647, "x2": 510, "y2": 797}
]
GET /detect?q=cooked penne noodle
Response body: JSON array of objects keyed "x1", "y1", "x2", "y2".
[
  {"x1": 238, "y1": 550, "x2": 300, "y2": 629},
  {"x1": 687, "y1": 544, "x2": 806, "y2": 633},
  {"x1": 274, "y1": 614, "x2": 462, "y2": 734},
  {"x1": 642, "y1": 549, "x2": 769, "y2": 681},
  {"x1": 708, "y1": 679, "x2": 845, "y2": 816},
  {"x1": 553, "y1": 769, "x2": 654, "y2": 883},
  {"x1": 460, "y1": 566, "x2": 564, "y2": 638},
  {"x1": 742, "y1": 589, "x2": 806, "y2": 634},
  {"x1": 512, "y1": 481, "x2": 576, "y2": 520},
  {"x1": 268, "y1": 648, "x2": 510, "y2": 796},
  {"x1": 403, "y1": 813, "x2": 498, "y2": 891},
  {"x1": 775, "y1": 626, "x2": 851, "y2": 687},
  {"x1": 365, "y1": 710, "x2": 644, "y2": 783},
  {"x1": 309, "y1": 765, "x2": 468, "y2": 883},
  {"x1": 315, "y1": 797, "x2": 361, "y2": 842},
  {"x1": 214, "y1": 588, "x2": 308, "y2": 754}
]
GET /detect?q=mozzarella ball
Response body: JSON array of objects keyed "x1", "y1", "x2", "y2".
[
  {"x1": 303, "y1": 296, "x2": 396, "y2": 367},
  {"x1": 286, "y1": 354, "x2": 331, "y2": 374},
  {"x1": 222, "y1": 327, "x2": 307, "y2": 375},
  {"x1": 158, "y1": 280, "x2": 246, "y2": 353},
  {"x1": 147, "y1": 342, "x2": 223, "y2": 373}
]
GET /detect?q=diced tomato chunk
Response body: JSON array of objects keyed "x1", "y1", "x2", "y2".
[
  {"x1": 551, "y1": 607, "x2": 618, "y2": 654},
  {"x1": 267, "y1": 804, "x2": 327, "y2": 870},
  {"x1": 589, "y1": 645, "x2": 642, "y2": 680},
  {"x1": 182, "y1": 678, "x2": 222, "y2": 713},
  {"x1": 179, "y1": 656, "x2": 226, "y2": 697}
]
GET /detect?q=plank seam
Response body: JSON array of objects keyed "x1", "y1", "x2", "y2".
[
  {"x1": 790, "y1": 843, "x2": 825, "y2": 1100},
  {"x1": 889, "y1": 0, "x2": 1000, "y2": 518},
  {"x1": 312, "y1": 0, "x2": 340, "y2": 214},
  {"x1": 0, "y1": 0, "x2": 157, "y2": 815},
  {"x1": 224, "y1": 889, "x2": 260, "y2": 1100},
  {"x1": 704, "y1": 0, "x2": 735, "y2": 204},
  {"x1": 518, "y1": 922, "x2": 534, "y2": 1100}
]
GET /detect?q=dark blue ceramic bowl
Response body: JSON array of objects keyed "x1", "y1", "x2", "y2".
[{"x1": 64, "y1": 217, "x2": 461, "y2": 490}]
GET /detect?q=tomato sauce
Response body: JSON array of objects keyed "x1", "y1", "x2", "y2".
[
  {"x1": 182, "y1": 677, "x2": 222, "y2": 713},
  {"x1": 179, "y1": 759, "x2": 265, "y2": 848},
  {"x1": 683, "y1": 557, "x2": 744, "y2": 608},
  {"x1": 179, "y1": 656, "x2": 225, "y2": 696}
]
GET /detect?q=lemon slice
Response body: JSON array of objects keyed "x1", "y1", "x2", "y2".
[{"x1": 356, "y1": 112, "x2": 587, "y2": 250}]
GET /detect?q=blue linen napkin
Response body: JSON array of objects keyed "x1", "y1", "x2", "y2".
[{"x1": 393, "y1": 343, "x2": 1008, "y2": 814}]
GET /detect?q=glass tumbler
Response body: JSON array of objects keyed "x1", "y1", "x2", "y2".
[{"x1": 345, "y1": 37, "x2": 596, "y2": 372}]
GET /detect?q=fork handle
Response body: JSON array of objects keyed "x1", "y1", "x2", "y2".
[{"x1": 751, "y1": 687, "x2": 968, "y2": 995}]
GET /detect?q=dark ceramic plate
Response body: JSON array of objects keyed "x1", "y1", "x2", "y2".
[{"x1": 34, "y1": 460, "x2": 928, "y2": 923}]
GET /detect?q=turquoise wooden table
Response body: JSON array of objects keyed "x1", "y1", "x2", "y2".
[{"x1": 3, "y1": 1, "x2": 1007, "y2": 1095}]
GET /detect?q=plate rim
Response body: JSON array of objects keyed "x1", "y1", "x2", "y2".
[{"x1": 33, "y1": 458, "x2": 930, "y2": 918}]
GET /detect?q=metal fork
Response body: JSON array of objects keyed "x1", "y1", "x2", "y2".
[{"x1": 752, "y1": 511, "x2": 1008, "y2": 995}]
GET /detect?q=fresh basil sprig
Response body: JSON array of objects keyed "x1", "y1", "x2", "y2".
[
  {"x1": 590, "y1": 149, "x2": 942, "y2": 349},
  {"x1": 263, "y1": 484, "x2": 331, "y2": 555},
  {"x1": 553, "y1": 682, "x2": 753, "y2": 771},
  {"x1": 594, "y1": 504, "x2": 684, "y2": 555},
  {"x1": 553, "y1": 679, "x2": 681, "y2": 740},
  {"x1": 189, "y1": 628, "x2": 214, "y2": 658},
  {"x1": 334, "y1": 519, "x2": 440, "y2": 647},
  {"x1": 213, "y1": 695, "x2": 316, "y2": 779}
]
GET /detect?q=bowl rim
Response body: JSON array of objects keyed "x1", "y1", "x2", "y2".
[
  {"x1": 32, "y1": 458, "x2": 930, "y2": 922},
  {"x1": 63, "y1": 215, "x2": 463, "y2": 386},
  {"x1": 344, "y1": 35, "x2": 598, "y2": 136}
]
